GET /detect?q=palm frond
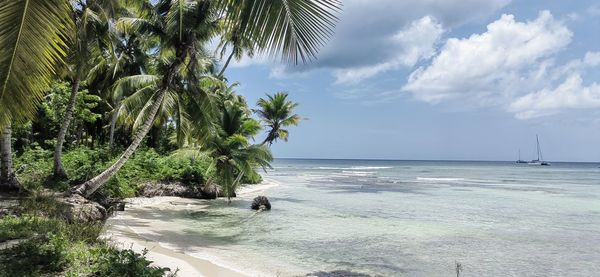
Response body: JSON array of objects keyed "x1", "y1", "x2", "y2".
[
  {"x1": 218, "y1": 0, "x2": 341, "y2": 63},
  {"x1": 0, "y1": 0, "x2": 73, "y2": 126}
]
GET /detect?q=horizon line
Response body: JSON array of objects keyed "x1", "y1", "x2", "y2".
[{"x1": 273, "y1": 157, "x2": 600, "y2": 164}]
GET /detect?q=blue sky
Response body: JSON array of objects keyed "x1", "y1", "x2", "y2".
[{"x1": 226, "y1": 0, "x2": 600, "y2": 162}]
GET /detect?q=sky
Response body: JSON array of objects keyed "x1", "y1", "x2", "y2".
[{"x1": 226, "y1": 0, "x2": 600, "y2": 162}]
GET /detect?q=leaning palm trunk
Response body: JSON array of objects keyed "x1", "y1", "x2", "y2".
[
  {"x1": 228, "y1": 171, "x2": 244, "y2": 203},
  {"x1": 53, "y1": 79, "x2": 80, "y2": 178},
  {"x1": 218, "y1": 49, "x2": 235, "y2": 77},
  {"x1": 261, "y1": 130, "x2": 276, "y2": 146},
  {"x1": 72, "y1": 89, "x2": 167, "y2": 197},
  {"x1": 108, "y1": 98, "x2": 121, "y2": 150},
  {"x1": 0, "y1": 124, "x2": 19, "y2": 190}
]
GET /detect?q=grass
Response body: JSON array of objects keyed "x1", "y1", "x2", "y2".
[{"x1": 0, "y1": 192, "x2": 174, "y2": 277}]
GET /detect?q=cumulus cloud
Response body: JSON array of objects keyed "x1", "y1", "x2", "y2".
[
  {"x1": 403, "y1": 11, "x2": 573, "y2": 103},
  {"x1": 509, "y1": 75, "x2": 600, "y2": 119},
  {"x1": 231, "y1": 0, "x2": 511, "y2": 80},
  {"x1": 401, "y1": 9, "x2": 600, "y2": 120},
  {"x1": 333, "y1": 16, "x2": 443, "y2": 84}
]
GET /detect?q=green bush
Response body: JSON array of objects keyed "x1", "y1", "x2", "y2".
[
  {"x1": 14, "y1": 147, "x2": 215, "y2": 198},
  {"x1": 0, "y1": 233, "x2": 71, "y2": 275},
  {"x1": 0, "y1": 215, "x2": 61, "y2": 242},
  {"x1": 0, "y1": 195, "x2": 172, "y2": 277},
  {"x1": 61, "y1": 147, "x2": 112, "y2": 183},
  {"x1": 242, "y1": 169, "x2": 263, "y2": 184},
  {"x1": 13, "y1": 146, "x2": 53, "y2": 191},
  {"x1": 0, "y1": 228, "x2": 170, "y2": 277},
  {"x1": 13, "y1": 145, "x2": 265, "y2": 198},
  {"x1": 91, "y1": 248, "x2": 170, "y2": 277},
  {"x1": 157, "y1": 155, "x2": 211, "y2": 185}
]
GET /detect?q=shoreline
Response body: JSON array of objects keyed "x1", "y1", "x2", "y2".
[{"x1": 103, "y1": 179, "x2": 281, "y2": 277}]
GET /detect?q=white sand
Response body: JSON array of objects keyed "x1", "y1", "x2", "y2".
[{"x1": 102, "y1": 179, "x2": 280, "y2": 277}]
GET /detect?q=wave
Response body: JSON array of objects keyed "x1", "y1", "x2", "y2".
[
  {"x1": 315, "y1": 167, "x2": 346, "y2": 170},
  {"x1": 350, "y1": 166, "x2": 393, "y2": 170},
  {"x1": 416, "y1": 177, "x2": 465, "y2": 182},
  {"x1": 316, "y1": 166, "x2": 392, "y2": 170},
  {"x1": 341, "y1": 170, "x2": 376, "y2": 176}
]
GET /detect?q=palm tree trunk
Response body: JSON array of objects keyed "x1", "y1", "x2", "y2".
[
  {"x1": 72, "y1": 89, "x2": 167, "y2": 197},
  {"x1": 0, "y1": 124, "x2": 19, "y2": 191},
  {"x1": 261, "y1": 130, "x2": 275, "y2": 146},
  {"x1": 218, "y1": 49, "x2": 235, "y2": 77},
  {"x1": 53, "y1": 78, "x2": 79, "y2": 178},
  {"x1": 108, "y1": 98, "x2": 121, "y2": 150}
]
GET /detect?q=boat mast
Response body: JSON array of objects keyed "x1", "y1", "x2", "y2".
[{"x1": 536, "y1": 135, "x2": 543, "y2": 161}]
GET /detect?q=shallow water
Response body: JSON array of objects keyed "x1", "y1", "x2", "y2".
[{"x1": 152, "y1": 160, "x2": 600, "y2": 276}]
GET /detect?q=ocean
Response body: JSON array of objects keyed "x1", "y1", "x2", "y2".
[{"x1": 140, "y1": 159, "x2": 600, "y2": 276}]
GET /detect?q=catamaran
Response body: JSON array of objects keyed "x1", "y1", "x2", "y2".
[{"x1": 529, "y1": 135, "x2": 550, "y2": 166}]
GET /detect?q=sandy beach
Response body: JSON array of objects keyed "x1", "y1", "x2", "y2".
[{"x1": 102, "y1": 179, "x2": 280, "y2": 277}]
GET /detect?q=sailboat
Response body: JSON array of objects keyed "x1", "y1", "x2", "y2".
[
  {"x1": 528, "y1": 135, "x2": 550, "y2": 166},
  {"x1": 516, "y1": 149, "x2": 528, "y2": 164}
]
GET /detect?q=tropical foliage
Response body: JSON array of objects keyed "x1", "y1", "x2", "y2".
[
  {"x1": 255, "y1": 92, "x2": 302, "y2": 146},
  {"x1": 0, "y1": 0, "x2": 336, "y2": 274},
  {"x1": 0, "y1": 0, "x2": 337, "y2": 196}
]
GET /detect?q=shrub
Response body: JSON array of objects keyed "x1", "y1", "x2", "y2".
[
  {"x1": 157, "y1": 155, "x2": 211, "y2": 185},
  {"x1": 61, "y1": 147, "x2": 112, "y2": 183},
  {"x1": 242, "y1": 169, "x2": 263, "y2": 184},
  {"x1": 12, "y1": 146, "x2": 267, "y2": 199},
  {"x1": 0, "y1": 193, "x2": 172, "y2": 277},
  {"x1": 91, "y1": 248, "x2": 170, "y2": 277},
  {"x1": 0, "y1": 233, "x2": 71, "y2": 275},
  {"x1": 0, "y1": 215, "x2": 61, "y2": 242}
]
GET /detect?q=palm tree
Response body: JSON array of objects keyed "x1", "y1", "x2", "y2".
[
  {"x1": 204, "y1": 89, "x2": 272, "y2": 203},
  {"x1": 216, "y1": 23, "x2": 255, "y2": 77},
  {"x1": 72, "y1": 0, "x2": 340, "y2": 197},
  {"x1": 0, "y1": 123, "x2": 19, "y2": 191},
  {"x1": 0, "y1": 0, "x2": 73, "y2": 128},
  {"x1": 86, "y1": 11, "x2": 154, "y2": 150},
  {"x1": 53, "y1": 0, "x2": 118, "y2": 178},
  {"x1": 255, "y1": 92, "x2": 301, "y2": 146}
]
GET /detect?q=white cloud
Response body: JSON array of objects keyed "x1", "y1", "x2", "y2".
[
  {"x1": 584, "y1": 51, "x2": 600, "y2": 67},
  {"x1": 229, "y1": 0, "x2": 511, "y2": 79},
  {"x1": 333, "y1": 16, "x2": 443, "y2": 84},
  {"x1": 403, "y1": 11, "x2": 573, "y2": 104},
  {"x1": 509, "y1": 75, "x2": 600, "y2": 119}
]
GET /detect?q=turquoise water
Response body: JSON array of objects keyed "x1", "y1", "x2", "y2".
[{"x1": 183, "y1": 160, "x2": 600, "y2": 276}]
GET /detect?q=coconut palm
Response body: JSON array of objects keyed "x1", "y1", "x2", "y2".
[
  {"x1": 205, "y1": 90, "x2": 272, "y2": 203},
  {"x1": 0, "y1": 123, "x2": 19, "y2": 191},
  {"x1": 216, "y1": 24, "x2": 255, "y2": 77},
  {"x1": 0, "y1": 0, "x2": 73, "y2": 128},
  {"x1": 255, "y1": 92, "x2": 301, "y2": 146},
  {"x1": 72, "y1": 0, "x2": 340, "y2": 197},
  {"x1": 86, "y1": 13, "x2": 155, "y2": 150},
  {"x1": 54, "y1": 0, "x2": 114, "y2": 178}
]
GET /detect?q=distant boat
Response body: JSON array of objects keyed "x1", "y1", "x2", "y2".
[
  {"x1": 528, "y1": 135, "x2": 550, "y2": 166},
  {"x1": 516, "y1": 149, "x2": 527, "y2": 164}
]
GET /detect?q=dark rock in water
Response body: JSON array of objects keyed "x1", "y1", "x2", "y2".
[
  {"x1": 60, "y1": 194, "x2": 107, "y2": 223},
  {"x1": 306, "y1": 270, "x2": 371, "y2": 277},
  {"x1": 251, "y1": 196, "x2": 271, "y2": 210}
]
